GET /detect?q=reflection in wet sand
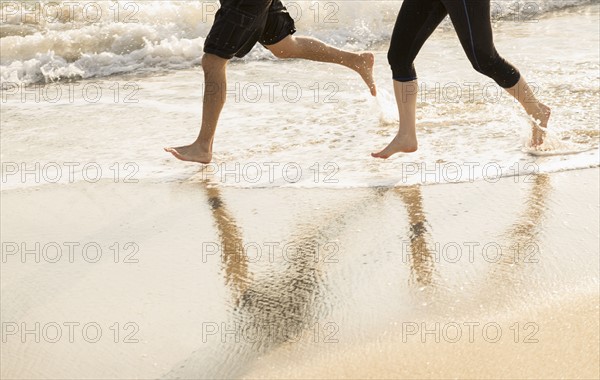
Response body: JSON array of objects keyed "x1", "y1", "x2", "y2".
[
  {"x1": 166, "y1": 174, "x2": 556, "y2": 379},
  {"x1": 208, "y1": 184, "x2": 328, "y2": 351},
  {"x1": 508, "y1": 174, "x2": 550, "y2": 247},
  {"x1": 395, "y1": 185, "x2": 435, "y2": 287},
  {"x1": 489, "y1": 174, "x2": 551, "y2": 284},
  {"x1": 205, "y1": 186, "x2": 249, "y2": 297},
  {"x1": 167, "y1": 184, "x2": 381, "y2": 379},
  {"x1": 191, "y1": 184, "x2": 448, "y2": 378}
]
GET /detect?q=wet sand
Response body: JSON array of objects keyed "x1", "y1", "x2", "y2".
[{"x1": 1, "y1": 168, "x2": 598, "y2": 379}]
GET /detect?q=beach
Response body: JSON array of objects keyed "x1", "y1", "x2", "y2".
[
  {"x1": 1, "y1": 169, "x2": 599, "y2": 379},
  {"x1": 1, "y1": 0, "x2": 599, "y2": 379}
]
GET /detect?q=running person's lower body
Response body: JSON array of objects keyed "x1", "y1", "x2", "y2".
[
  {"x1": 165, "y1": 0, "x2": 377, "y2": 164},
  {"x1": 372, "y1": 0, "x2": 551, "y2": 159}
]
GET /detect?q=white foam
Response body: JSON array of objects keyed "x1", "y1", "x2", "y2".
[
  {"x1": 1, "y1": 1, "x2": 598, "y2": 190},
  {"x1": 1, "y1": 0, "x2": 594, "y2": 86}
]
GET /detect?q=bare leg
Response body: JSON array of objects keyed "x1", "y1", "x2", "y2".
[
  {"x1": 164, "y1": 53, "x2": 228, "y2": 163},
  {"x1": 505, "y1": 76, "x2": 551, "y2": 147},
  {"x1": 267, "y1": 35, "x2": 377, "y2": 96},
  {"x1": 371, "y1": 80, "x2": 419, "y2": 159}
]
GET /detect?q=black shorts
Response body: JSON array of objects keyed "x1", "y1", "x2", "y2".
[{"x1": 204, "y1": 0, "x2": 297, "y2": 59}]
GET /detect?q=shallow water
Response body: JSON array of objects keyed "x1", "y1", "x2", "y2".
[{"x1": 1, "y1": 3, "x2": 598, "y2": 189}]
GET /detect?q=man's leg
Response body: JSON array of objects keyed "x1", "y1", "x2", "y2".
[
  {"x1": 164, "y1": 54, "x2": 228, "y2": 163},
  {"x1": 266, "y1": 35, "x2": 377, "y2": 96}
]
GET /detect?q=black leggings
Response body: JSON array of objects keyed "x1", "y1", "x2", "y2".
[{"x1": 388, "y1": 0, "x2": 520, "y2": 88}]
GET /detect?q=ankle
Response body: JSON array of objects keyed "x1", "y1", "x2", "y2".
[
  {"x1": 193, "y1": 139, "x2": 212, "y2": 151},
  {"x1": 397, "y1": 129, "x2": 417, "y2": 138},
  {"x1": 530, "y1": 104, "x2": 549, "y2": 120}
]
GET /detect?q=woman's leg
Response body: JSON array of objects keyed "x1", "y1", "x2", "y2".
[
  {"x1": 373, "y1": 0, "x2": 448, "y2": 159},
  {"x1": 444, "y1": 0, "x2": 550, "y2": 146},
  {"x1": 505, "y1": 77, "x2": 551, "y2": 146}
]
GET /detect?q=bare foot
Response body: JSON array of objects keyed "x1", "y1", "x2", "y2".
[
  {"x1": 164, "y1": 142, "x2": 212, "y2": 164},
  {"x1": 531, "y1": 103, "x2": 551, "y2": 147},
  {"x1": 371, "y1": 133, "x2": 418, "y2": 159},
  {"x1": 354, "y1": 52, "x2": 377, "y2": 96}
]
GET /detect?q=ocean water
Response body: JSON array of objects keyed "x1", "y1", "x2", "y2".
[{"x1": 1, "y1": 0, "x2": 598, "y2": 188}]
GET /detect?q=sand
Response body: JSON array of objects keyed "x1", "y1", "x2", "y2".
[{"x1": 1, "y1": 168, "x2": 598, "y2": 379}]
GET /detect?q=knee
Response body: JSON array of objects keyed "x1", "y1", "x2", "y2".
[
  {"x1": 471, "y1": 54, "x2": 494, "y2": 75},
  {"x1": 201, "y1": 53, "x2": 227, "y2": 73},
  {"x1": 387, "y1": 49, "x2": 401, "y2": 68},
  {"x1": 470, "y1": 47, "x2": 508, "y2": 76},
  {"x1": 270, "y1": 47, "x2": 295, "y2": 59},
  {"x1": 387, "y1": 49, "x2": 415, "y2": 80},
  {"x1": 470, "y1": 50, "x2": 520, "y2": 88},
  {"x1": 268, "y1": 36, "x2": 298, "y2": 59}
]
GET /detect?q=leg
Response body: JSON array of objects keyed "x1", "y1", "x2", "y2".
[
  {"x1": 372, "y1": 80, "x2": 419, "y2": 158},
  {"x1": 164, "y1": 54, "x2": 228, "y2": 163},
  {"x1": 444, "y1": 0, "x2": 550, "y2": 146},
  {"x1": 373, "y1": 0, "x2": 448, "y2": 159},
  {"x1": 266, "y1": 35, "x2": 377, "y2": 96},
  {"x1": 505, "y1": 77, "x2": 551, "y2": 147},
  {"x1": 165, "y1": 0, "x2": 273, "y2": 163}
]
